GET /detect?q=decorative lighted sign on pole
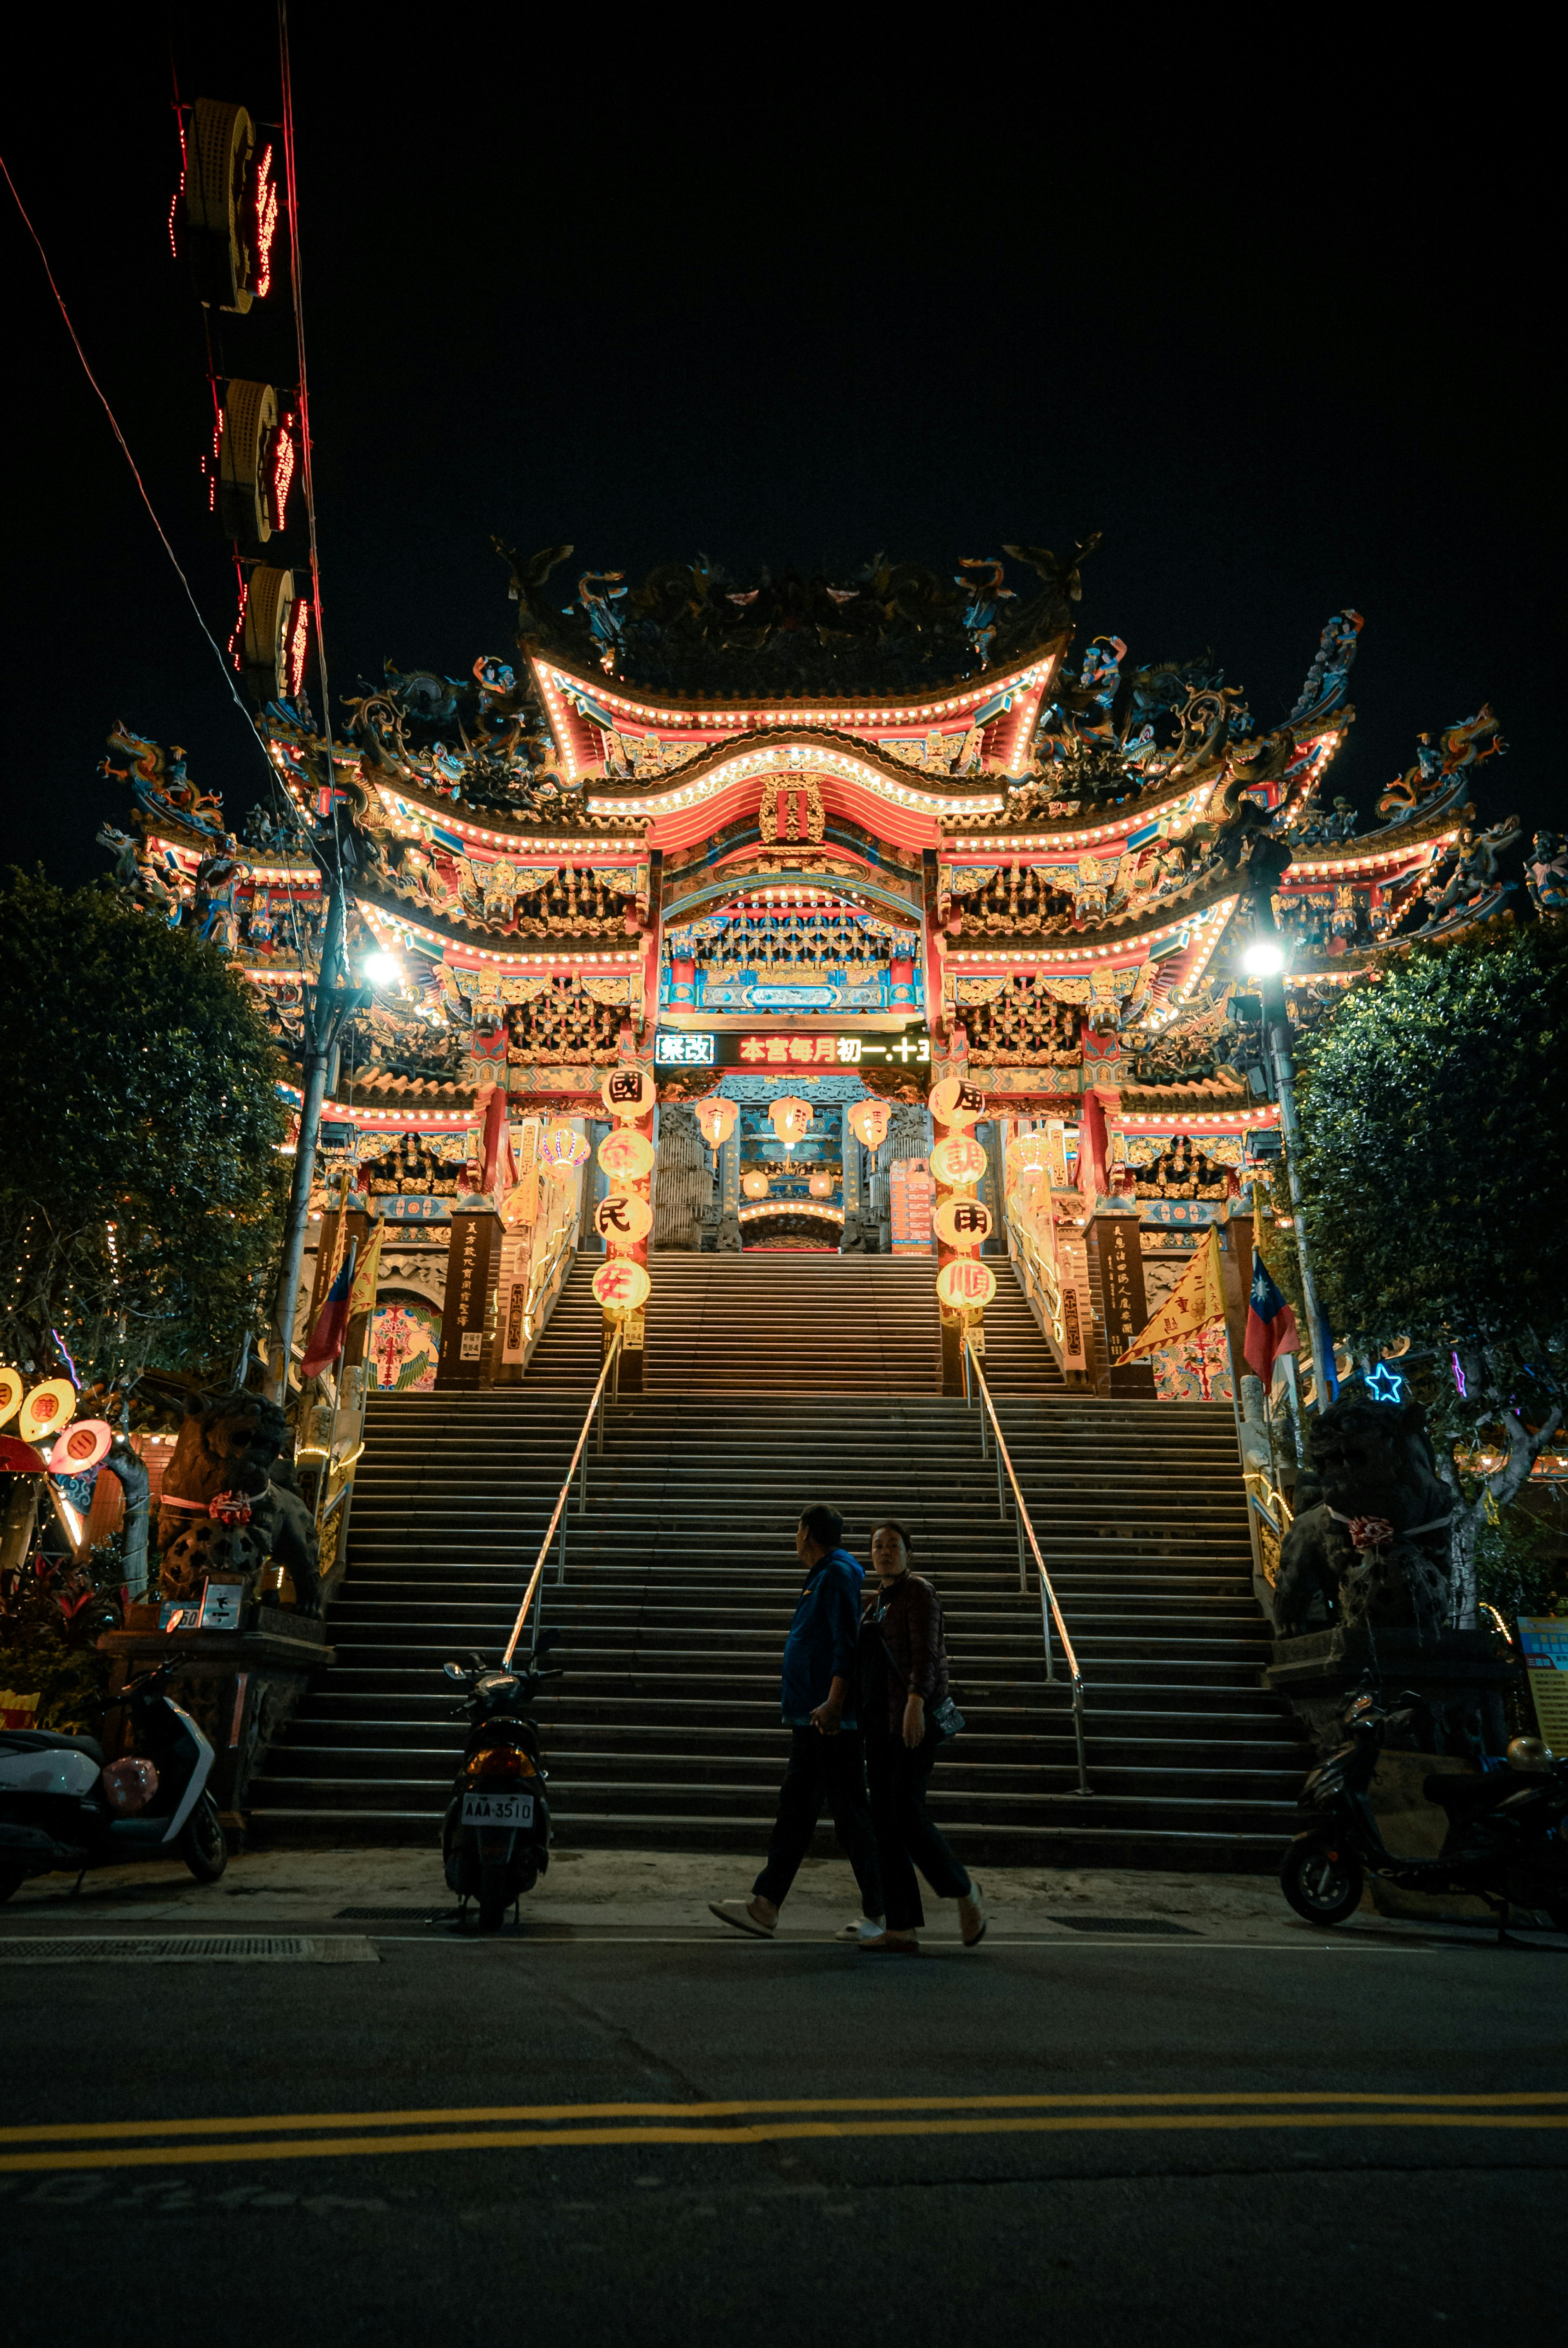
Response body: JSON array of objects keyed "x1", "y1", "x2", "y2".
[
  {"x1": 592, "y1": 1258, "x2": 651, "y2": 1316},
  {"x1": 929, "y1": 1133, "x2": 987, "y2": 1191},
  {"x1": 600, "y1": 1065, "x2": 656, "y2": 1122},
  {"x1": 592, "y1": 1192, "x2": 653, "y2": 1250},
  {"x1": 933, "y1": 1197, "x2": 994, "y2": 1251},
  {"x1": 929, "y1": 1077, "x2": 987, "y2": 1130},
  {"x1": 597, "y1": 1126, "x2": 655, "y2": 1187},
  {"x1": 936, "y1": 1257, "x2": 998, "y2": 1311}
]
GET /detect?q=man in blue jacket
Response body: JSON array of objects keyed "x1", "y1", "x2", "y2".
[{"x1": 710, "y1": 1504, "x2": 884, "y2": 1939}]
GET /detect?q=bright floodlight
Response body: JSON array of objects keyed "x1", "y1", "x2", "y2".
[
  {"x1": 1242, "y1": 940, "x2": 1284, "y2": 977},
  {"x1": 363, "y1": 951, "x2": 401, "y2": 984}
]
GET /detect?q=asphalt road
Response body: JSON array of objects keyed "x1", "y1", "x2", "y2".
[{"x1": 2, "y1": 1910, "x2": 1564, "y2": 2348}]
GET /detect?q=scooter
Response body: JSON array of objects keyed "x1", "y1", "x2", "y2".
[
  {"x1": 0, "y1": 1657, "x2": 227, "y2": 1900},
  {"x1": 1279, "y1": 1675, "x2": 1568, "y2": 1936},
  {"x1": 440, "y1": 1630, "x2": 562, "y2": 1932}
]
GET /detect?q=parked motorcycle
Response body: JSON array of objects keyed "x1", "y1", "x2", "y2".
[
  {"x1": 0, "y1": 1657, "x2": 227, "y2": 1900},
  {"x1": 441, "y1": 1631, "x2": 562, "y2": 1931},
  {"x1": 1279, "y1": 1676, "x2": 1568, "y2": 1935}
]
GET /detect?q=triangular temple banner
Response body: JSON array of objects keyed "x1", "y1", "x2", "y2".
[{"x1": 1117, "y1": 1225, "x2": 1227, "y2": 1362}]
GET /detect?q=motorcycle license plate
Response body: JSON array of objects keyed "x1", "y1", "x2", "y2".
[{"x1": 461, "y1": 1791, "x2": 534, "y2": 1829}]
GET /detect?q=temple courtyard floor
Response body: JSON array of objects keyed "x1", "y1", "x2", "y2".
[{"x1": 2, "y1": 1849, "x2": 1564, "y2": 2346}]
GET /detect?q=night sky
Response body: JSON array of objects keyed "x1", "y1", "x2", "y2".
[{"x1": 3, "y1": 19, "x2": 1554, "y2": 889}]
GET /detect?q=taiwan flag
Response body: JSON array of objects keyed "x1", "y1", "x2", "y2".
[
  {"x1": 1244, "y1": 1250, "x2": 1298, "y2": 1380},
  {"x1": 301, "y1": 1244, "x2": 356, "y2": 1378}
]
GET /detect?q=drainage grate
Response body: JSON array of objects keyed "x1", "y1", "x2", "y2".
[
  {"x1": 0, "y1": 1935, "x2": 376, "y2": 1963},
  {"x1": 1046, "y1": 1917, "x2": 1203, "y2": 1937}
]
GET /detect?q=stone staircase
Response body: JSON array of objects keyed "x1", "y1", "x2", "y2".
[{"x1": 248, "y1": 1254, "x2": 1305, "y2": 1869}]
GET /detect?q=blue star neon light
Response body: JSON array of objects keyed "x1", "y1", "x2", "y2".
[{"x1": 1364, "y1": 1362, "x2": 1406, "y2": 1404}]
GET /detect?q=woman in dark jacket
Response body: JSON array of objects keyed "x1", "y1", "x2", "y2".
[{"x1": 857, "y1": 1521, "x2": 985, "y2": 1954}]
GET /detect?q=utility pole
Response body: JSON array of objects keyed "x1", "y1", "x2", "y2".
[
  {"x1": 1245, "y1": 872, "x2": 1333, "y2": 1413},
  {"x1": 263, "y1": 866, "x2": 366, "y2": 1405}
]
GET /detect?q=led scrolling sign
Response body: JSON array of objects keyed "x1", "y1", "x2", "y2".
[{"x1": 655, "y1": 1028, "x2": 931, "y2": 1070}]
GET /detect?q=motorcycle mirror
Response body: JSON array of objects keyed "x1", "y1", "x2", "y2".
[{"x1": 442, "y1": 1661, "x2": 468, "y2": 1683}]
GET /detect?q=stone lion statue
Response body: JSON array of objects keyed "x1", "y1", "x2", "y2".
[
  {"x1": 1273, "y1": 1388, "x2": 1453, "y2": 1639},
  {"x1": 156, "y1": 1391, "x2": 322, "y2": 1614}
]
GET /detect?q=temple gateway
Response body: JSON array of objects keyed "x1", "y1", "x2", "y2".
[{"x1": 98, "y1": 540, "x2": 1529, "y2": 1858}]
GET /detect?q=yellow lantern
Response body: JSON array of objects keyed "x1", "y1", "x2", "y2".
[
  {"x1": 808, "y1": 1171, "x2": 834, "y2": 1199},
  {"x1": 1005, "y1": 1130, "x2": 1051, "y2": 1179},
  {"x1": 936, "y1": 1258, "x2": 998, "y2": 1311},
  {"x1": 0, "y1": 1367, "x2": 22, "y2": 1428},
  {"x1": 592, "y1": 1258, "x2": 651, "y2": 1315},
  {"x1": 741, "y1": 1169, "x2": 771, "y2": 1200},
  {"x1": 592, "y1": 1191, "x2": 653, "y2": 1249},
  {"x1": 929, "y1": 1133, "x2": 987, "y2": 1190},
  {"x1": 847, "y1": 1099, "x2": 890, "y2": 1151},
  {"x1": 538, "y1": 1124, "x2": 589, "y2": 1185},
  {"x1": 597, "y1": 1126, "x2": 655, "y2": 1186},
  {"x1": 18, "y1": 1380, "x2": 76, "y2": 1446},
  {"x1": 694, "y1": 1097, "x2": 737, "y2": 1150},
  {"x1": 933, "y1": 1196, "x2": 993, "y2": 1251},
  {"x1": 768, "y1": 1095, "x2": 813, "y2": 1152},
  {"x1": 929, "y1": 1077, "x2": 986, "y2": 1128},
  {"x1": 600, "y1": 1065, "x2": 656, "y2": 1122}
]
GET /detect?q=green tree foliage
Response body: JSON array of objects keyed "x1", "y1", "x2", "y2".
[
  {"x1": 1294, "y1": 919, "x2": 1568, "y2": 1613},
  {"x1": 0, "y1": 870, "x2": 287, "y2": 1390}
]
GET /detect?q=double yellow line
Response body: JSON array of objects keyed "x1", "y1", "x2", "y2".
[{"x1": 2, "y1": 2092, "x2": 1565, "y2": 2174}]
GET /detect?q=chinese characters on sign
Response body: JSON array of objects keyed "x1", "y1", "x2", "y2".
[
  {"x1": 1096, "y1": 1217, "x2": 1154, "y2": 1395},
  {"x1": 936, "y1": 1258, "x2": 998, "y2": 1311},
  {"x1": 654, "y1": 1032, "x2": 715, "y2": 1066},
  {"x1": 654, "y1": 1027, "x2": 931, "y2": 1070},
  {"x1": 437, "y1": 1210, "x2": 499, "y2": 1389},
  {"x1": 592, "y1": 1258, "x2": 652, "y2": 1315},
  {"x1": 592, "y1": 1192, "x2": 653, "y2": 1248},
  {"x1": 933, "y1": 1197, "x2": 993, "y2": 1251}
]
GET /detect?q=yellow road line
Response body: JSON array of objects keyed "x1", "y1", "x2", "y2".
[
  {"x1": 4, "y1": 2089, "x2": 1564, "y2": 2148},
  {"x1": 2, "y1": 2110, "x2": 1566, "y2": 2175}
]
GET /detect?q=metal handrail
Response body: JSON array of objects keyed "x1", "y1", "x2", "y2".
[
  {"x1": 501, "y1": 1329, "x2": 622, "y2": 1668},
  {"x1": 963, "y1": 1334, "x2": 1091, "y2": 1797}
]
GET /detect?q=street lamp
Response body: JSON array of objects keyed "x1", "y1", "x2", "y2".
[
  {"x1": 362, "y1": 950, "x2": 401, "y2": 986},
  {"x1": 1245, "y1": 881, "x2": 1332, "y2": 1412}
]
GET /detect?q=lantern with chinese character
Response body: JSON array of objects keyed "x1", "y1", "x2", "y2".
[
  {"x1": 592, "y1": 1191, "x2": 653, "y2": 1249},
  {"x1": 694, "y1": 1097, "x2": 737, "y2": 1150},
  {"x1": 808, "y1": 1171, "x2": 834, "y2": 1199},
  {"x1": 597, "y1": 1127, "x2": 655, "y2": 1186},
  {"x1": 592, "y1": 1258, "x2": 652, "y2": 1316},
  {"x1": 929, "y1": 1077, "x2": 986, "y2": 1128},
  {"x1": 741, "y1": 1169, "x2": 771, "y2": 1200},
  {"x1": 768, "y1": 1095, "x2": 813, "y2": 1153},
  {"x1": 18, "y1": 1380, "x2": 76, "y2": 1445},
  {"x1": 538, "y1": 1123, "x2": 589, "y2": 1184},
  {"x1": 0, "y1": 1366, "x2": 22, "y2": 1428},
  {"x1": 936, "y1": 1258, "x2": 998, "y2": 1312},
  {"x1": 847, "y1": 1098, "x2": 890, "y2": 1150},
  {"x1": 1005, "y1": 1130, "x2": 1051, "y2": 1180},
  {"x1": 929, "y1": 1133, "x2": 987, "y2": 1190},
  {"x1": 49, "y1": 1419, "x2": 113, "y2": 1476},
  {"x1": 933, "y1": 1196, "x2": 993, "y2": 1251},
  {"x1": 600, "y1": 1064, "x2": 655, "y2": 1122}
]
